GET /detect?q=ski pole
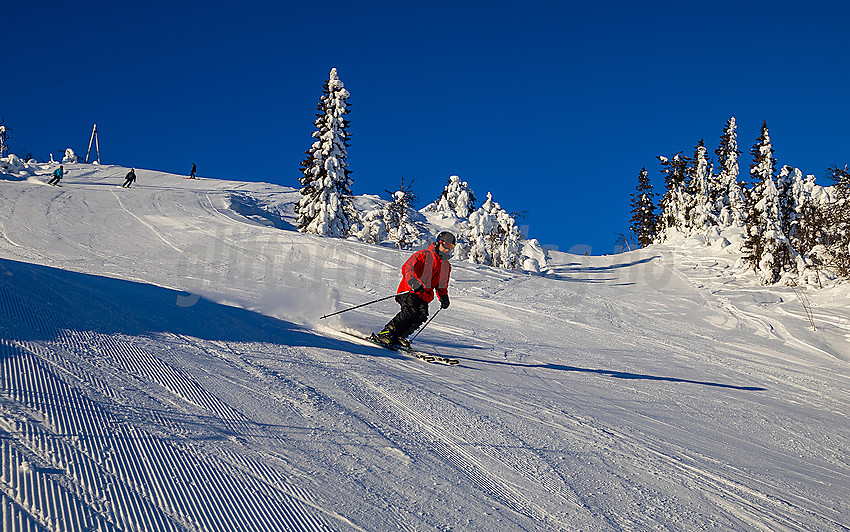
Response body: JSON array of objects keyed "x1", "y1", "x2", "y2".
[
  {"x1": 410, "y1": 308, "x2": 441, "y2": 342},
  {"x1": 319, "y1": 291, "x2": 412, "y2": 320}
]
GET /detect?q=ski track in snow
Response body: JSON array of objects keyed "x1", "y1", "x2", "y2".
[{"x1": 0, "y1": 165, "x2": 848, "y2": 531}]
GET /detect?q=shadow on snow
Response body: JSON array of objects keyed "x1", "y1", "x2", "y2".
[
  {"x1": 466, "y1": 358, "x2": 767, "y2": 392},
  {"x1": 0, "y1": 257, "x2": 368, "y2": 356}
]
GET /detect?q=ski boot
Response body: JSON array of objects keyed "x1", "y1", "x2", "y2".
[{"x1": 372, "y1": 329, "x2": 396, "y2": 347}]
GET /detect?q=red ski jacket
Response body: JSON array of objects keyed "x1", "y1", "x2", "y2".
[{"x1": 397, "y1": 243, "x2": 451, "y2": 303}]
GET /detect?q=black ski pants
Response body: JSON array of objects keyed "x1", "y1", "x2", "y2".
[{"x1": 383, "y1": 292, "x2": 429, "y2": 339}]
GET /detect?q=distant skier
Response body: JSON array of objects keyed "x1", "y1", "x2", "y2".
[
  {"x1": 190, "y1": 163, "x2": 197, "y2": 179},
  {"x1": 373, "y1": 231, "x2": 454, "y2": 348},
  {"x1": 47, "y1": 165, "x2": 64, "y2": 186},
  {"x1": 121, "y1": 168, "x2": 137, "y2": 188}
]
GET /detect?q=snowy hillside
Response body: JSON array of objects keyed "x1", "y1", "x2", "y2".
[{"x1": 0, "y1": 161, "x2": 848, "y2": 531}]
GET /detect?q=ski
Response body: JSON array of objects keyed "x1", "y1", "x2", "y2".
[
  {"x1": 338, "y1": 331, "x2": 459, "y2": 366},
  {"x1": 399, "y1": 340, "x2": 460, "y2": 366},
  {"x1": 422, "y1": 353, "x2": 460, "y2": 366},
  {"x1": 341, "y1": 331, "x2": 436, "y2": 363}
]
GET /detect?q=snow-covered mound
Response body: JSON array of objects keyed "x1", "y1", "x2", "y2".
[
  {"x1": 0, "y1": 160, "x2": 848, "y2": 531},
  {"x1": 0, "y1": 153, "x2": 47, "y2": 181}
]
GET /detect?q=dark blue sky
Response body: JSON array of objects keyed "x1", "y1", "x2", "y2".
[{"x1": 6, "y1": 1, "x2": 849, "y2": 254}]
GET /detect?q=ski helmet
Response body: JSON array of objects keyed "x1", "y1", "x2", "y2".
[{"x1": 436, "y1": 231, "x2": 456, "y2": 246}]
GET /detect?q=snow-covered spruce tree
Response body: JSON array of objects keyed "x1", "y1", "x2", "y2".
[
  {"x1": 428, "y1": 175, "x2": 477, "y2": 218},
  {"x1": 796, "y1": 192, "x2": 831, "y2": 282},
  {"x1": 782, "y1": 166, "x2": 836, "y2": 283},
  {"x1": 0, "y1": 119, "x2": 10, "y2": 156},
  {"x1": 822, "y1": 165, "x2": 850, "y2": 277},
  {"x1": 740, "y1": 185, "x2": 766, "y2": 273},
  {"x1": 749, "y1": 121, "x2": 778, "y2": 192},
  {"x1": 383, "y1": 177, "x2": 426, "y2": 249},
  {"x1": 688, "y1": 139, "x2": 718, "y2": 234},
  {"x1": 356, "y1": 208, "x2": 387, "y2": 245},
  {"x1": 466, "y1": 192, "x2": 522, "y2": 269},
  {"x1": 62, "y1": 148, "x2": 78, "y2": 164},
  {"x1": 656, "y1": 152, "x2": 692, "y2": 240},
  {"x1": 296, "y1": 68, "x2": 357, "y2": 237},
  {"x1": 741, "y1": 121, "x2": 795, "y2": 284},
  {"x1": 715, "y1": 116, "x2": 747, "y2": 228},
  {"x1": 628, "y1": 167, "x2": 657, "y2": 247},
  {"x1": 775, "y1": 164, "x2": 798, "y2": 244},
  {"x1": 776, "y1": 165, "x2": 808, "y2": 253}
]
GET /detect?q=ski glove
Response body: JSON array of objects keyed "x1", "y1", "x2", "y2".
[
  {"x1": 439, "y1": 293, "x2": 450, "y2": 309},
  {"x1": 408, "y1": 278, "x2": 425, "y2": 294}
]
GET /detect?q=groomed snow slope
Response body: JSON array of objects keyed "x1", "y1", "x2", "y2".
[{"x1": 0, "y1": 164, "x2": 848, "y2": 531}]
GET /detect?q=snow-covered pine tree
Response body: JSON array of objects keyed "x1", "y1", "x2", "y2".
[
  {"x1": 656, "y1": 152, "x2": 692, "y2": 240},
  {"x1": 689, "y1": 139, "x2": 718, "y2": 234},
  {"x1": 428, "y1": 175, "x2": 477, "y2": 218},
  {"x1": 383, "y1": 177, "x2": 426, "y2": 249},
  {"x1": 628, "y1": 167, "x2": 657, "y2": 247},
  {"x1": 715, "y1": 116, "x2": 747, "y2": 228},
  {"x1": 741, "y1": 121, "x2": 795, "y2": 284},
  {"x1": 467, "y1": 192, "x2": 522, "y2": 269},
  {"x1": 296, "y1": 68, "x2": 357, "y2": 237}
]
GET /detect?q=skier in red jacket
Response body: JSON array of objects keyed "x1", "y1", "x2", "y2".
[{"x1": 373, "y1": 231, "x2": 455, "y2": 348}]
